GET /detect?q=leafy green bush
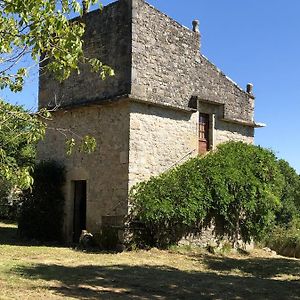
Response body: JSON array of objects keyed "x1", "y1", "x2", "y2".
[
  {"x1": 203, "y1": 142, "x2": 283, "y2": 243},
  {"x1": 18, "y1": 161, "x2": 65, "y2": 242},
  {"x1": 129, "y1": 158, "x2": 212, "y2": 248},
  {"x1": 265, "y1": 222, "x2": 300, "y2": 258},
  {"x1": 129, "y1": 142, "x2": 284, "y2": 248},
  {"x1": 276, "y1": 159, "x2": 300, "y2": 226},
  {"x1": 263, "y1": 160, "x2": 300, "y2": 257}
]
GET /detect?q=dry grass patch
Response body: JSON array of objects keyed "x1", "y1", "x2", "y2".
[{"x1": 0, "y1": 221, "x2": 300, "y2": 299}]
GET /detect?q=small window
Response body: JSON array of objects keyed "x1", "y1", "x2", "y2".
[{"x1": 199, "y1": 113, "x2": 210, "y2": 154}]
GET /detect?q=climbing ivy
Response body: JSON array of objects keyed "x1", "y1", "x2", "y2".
[{"x1": 129, "y1": 142, "x2": 284, "y2": 248}]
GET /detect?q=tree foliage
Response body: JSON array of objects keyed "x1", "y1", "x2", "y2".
[
  {"x1": 263, "y1": 160, "x2": 300, "y2": 257},
  {"x1": 0, "y1": 0, "x2": 111, "y2": 187},
  {"x1": 0, "y1": 0, "x2": 112, "y2": 90},
  {"x1": 129, "y1": 142, "x2": 284, "y2": 248},
  {"x1": 0, "y1": 100, "x2": 46, "y2": 187},
  {"x1": 276, "y1": 159, "x2": 300, "y2": 226},
  {"x1": 18, "y1": 160, "x2": 65, "y2": 242}
]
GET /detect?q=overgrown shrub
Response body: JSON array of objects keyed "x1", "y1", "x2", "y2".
[
  {"x1": 263, "y1": 161, "x2": 300, "y2": 257},
  {"x1": 18, "y1": 161, "x2": 65, "y2": 242},
  {"x1": 129, "y1": 158, "x2": 212, "y2": 248},
  {"x1": 129, "y1": 142, "x2": 284, "y2": 248},
  {"x1": 203, "y1": 142, "x2": 283, "y2": 243},
  {"x1": 265, "y1": 221, "x2": 300, "y2": 258},
  {"x1": 275, "y1": 159, "x2": 300, "y2": 226}
]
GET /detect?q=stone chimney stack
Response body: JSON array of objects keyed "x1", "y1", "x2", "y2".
[
  {"x1": 82, "y1": 0, "x2": 88, "y2": 15},
  {"x1": 192, "y1": 20, "x2": 200, "y2": 33},
  {"x1": 192, "y1": 20, "x2": 201, "y2": 50},
  {"x1": 246, "y1": 83, "x2": 254, "y2": 95}
]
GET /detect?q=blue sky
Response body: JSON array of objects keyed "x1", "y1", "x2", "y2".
[{"x1": 2, "y1": 0, "x2": 300, "y2": 173}]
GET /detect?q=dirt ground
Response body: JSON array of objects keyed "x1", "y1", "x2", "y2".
[{"x1": 0, "y1": 221, "x2": 299, "y2": 299}]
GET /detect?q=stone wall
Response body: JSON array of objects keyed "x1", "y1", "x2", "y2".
[
  {"x1": 128, "y1": 101, "x2": 198, "y2": 188},
  {"x1": 215, "y1": 121, "x2": 254, "y2": 145},
  {"x1": 198, "y1": 102, "x2": 254, "y2": 146},
  {"x1": 37, "y1": 101, "x2": 130, "y2": 240},
  {"x1": 128, "y1": 100, "x2": 253, "y2": 190},
  {"x1": 131, "y1": 0, "x2": 254, "y2": 122},
  {"x1": 39, "y1": 0, "x2": 132, "y2": 109},
  {"x1": 40, "y1": 0, "x2": 256, "y2": 125}
]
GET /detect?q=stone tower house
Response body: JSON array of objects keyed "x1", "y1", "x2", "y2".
[{"x1": 38, "y1": 0, "x2": 263, "y2": 242}]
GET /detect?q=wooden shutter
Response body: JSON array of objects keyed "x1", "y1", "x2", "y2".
[{"x1": 199, "y1": 113, "x2": 210, "y2": 154}]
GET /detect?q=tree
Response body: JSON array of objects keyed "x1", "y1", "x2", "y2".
[
  {"x1": 0, "y1": 100, "x2": 45, "y2": 188},
  {"x1": 0, "y1": 0, "x2": 113, "y2": 188},
  {"x1": 276, "y1": 159, "x2": 300, "y2": 226},
  {"x1": 18, "y1": 161, "x2": 66, "y2": 241}
]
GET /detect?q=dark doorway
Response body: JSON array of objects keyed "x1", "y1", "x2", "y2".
[
  {"x1": 199, "y1": 113, "x2": 210, "y2": 154},
  {"x1": 73, "y1": 180, "x2": 87, "y2": 243}
]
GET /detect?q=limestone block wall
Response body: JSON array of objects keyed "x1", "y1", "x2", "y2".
[
  {"x1": 131, "y1": 0, "x2": 254, "y2": 122},
  {"x1": 128, "y1": 102, "x2": 198, "y2": 188},
  {"x1": 39, "y1": 0, "x2": 256, "y2": 124},
  {"x1": 39, "y1": 0, "x2": 132, "y2": 109},
  {"x1": 215, "y1": 122, "x2": 254, "y2": 145},
  {"x1": 37, "y1": 101, "x2": 130, "y2": 240}
]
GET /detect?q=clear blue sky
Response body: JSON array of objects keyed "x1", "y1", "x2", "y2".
[{"x1": 2, "y1": 0, "x2": 300, "y2": 173}]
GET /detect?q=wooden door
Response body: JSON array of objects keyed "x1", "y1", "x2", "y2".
[
  {"x1": 73, "y1": 180, "x2": 87, "y2": 243},
  {"x1": 199, "y1": 113, "x2": 210, "y2": 154}
]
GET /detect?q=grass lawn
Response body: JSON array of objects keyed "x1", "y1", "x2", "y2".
[{"x1": 0, "y1": 221, "x2": 300, "y2": 299}]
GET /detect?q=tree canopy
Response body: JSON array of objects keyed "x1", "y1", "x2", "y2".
[
  {"x1": 0, "y1": 0, "x2": 111, "y2": 187},
  {"x1": 0, "y1": 100, "x2": 46, "y2": 188}
]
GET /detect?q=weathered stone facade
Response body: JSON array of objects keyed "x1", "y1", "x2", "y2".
[
  {"x1": 38, "y1": 101, "x2": 130, "y2": 238},
  {"x1": 38, "y1": 0, "x2": 263, "y2": 242},
  {"x1": 128, "y1": 102, "x2": 198, "y2": 187},
  {"x1": 39, "y1": 0, "x2": 132, "y2": 109}
]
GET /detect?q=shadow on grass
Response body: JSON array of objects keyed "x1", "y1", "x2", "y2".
[
  {"x1": 200, "y1": 254, "x2": 300, "y2": 279},
  {"x1": 13, "y1": 259, "x2": 300, "y2": 300},
  {"x1": 0, "y1": 223, "x2": 20, "y2": 245},
  {"x1": 0, "y1": 222, "x2": 126, "y2": 255},
  {"x1": 0, "y1": 221, "x2": 68, "y2": 248}
]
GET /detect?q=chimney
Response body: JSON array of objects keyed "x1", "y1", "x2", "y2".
[
  {"x1": 82, "y1": 0, "x2": 88, "y2": 15},
  {"x1": 192, "y1": 20, "x2": 200, "y2": 33},
  {"x1": 246, "y1": 83, "x2": 253, "y2": 95},
  {"x1": 192, "y1": 20, "x2": 201, "y2": 50}
]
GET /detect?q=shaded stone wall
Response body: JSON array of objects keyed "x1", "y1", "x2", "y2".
[
  {"x1": 39, "y1": 0, "x2": 132, "y2": 109},
  {"x1": 37, "y1": 101, "x2": 130, "y2": 240},
  {"x1": 131, "y1": 0, "x2": 254, "y2": 122},
  {"x1": 128, "y1": 102, "x2": 198, "y2": 188}
]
